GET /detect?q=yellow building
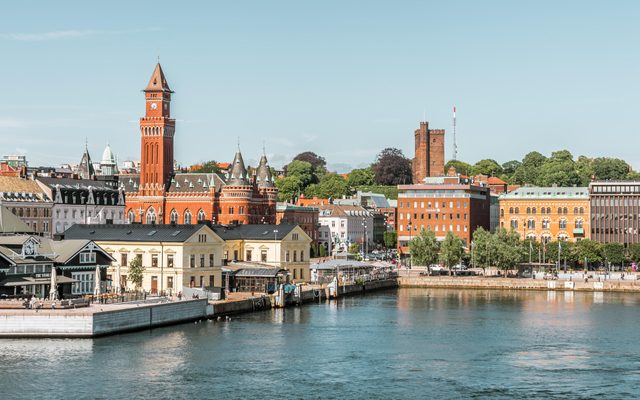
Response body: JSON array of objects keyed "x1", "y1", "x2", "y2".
[{"x1": 499, "y1": 187, "x2": 590, "y2": 242}]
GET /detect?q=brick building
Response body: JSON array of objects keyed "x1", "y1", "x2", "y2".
[
  {"x1": 0, "y1": 176, "x2": 53, "y2": 236},
  {"x1": 276, "y1": 203, "x2": 319, "y2": 249},
  {"x1": 123, "y1": 63, "x2": 277, "y2": 226},
  {"x1": 499, "y1": 187, "x2": 589, "y2": 242},
  {"x1": 397, "y1": 175, "x2": 491, "y2": 254},
  {"x1": 589, "y1": 181, "x2": 640, "y2": 244},
  {"x1": 412, "y1": 121, "x2": 445, "y2": 183}
]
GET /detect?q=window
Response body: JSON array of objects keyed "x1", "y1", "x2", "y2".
[
  {"x1": 558, "y1": 207, "x2": 562, "y2": 215},
  {"x1": 209, "y1": 254, "x2": 214, "y2": 266},
  {"x1": 286, "y1": 251, "x2": 290, "y2": 262},
  {"x1": 510, "y1": 220, "x2": 518, "y2": 229},
  {"x1": 146, "y1": 207, "x2": 156, "y2": 224},
  {"x1": 575, "y1": 220, "x2": 583, "y2": 229},
  {"x1": 121, "y1": 253, "x2": 128, "y2": 267},
  {"x1": 167, "y1": 276, "x2": 173, "y2": 289},
  {"x1": 574, "y1": 207, "x2": 578, "y2": 214},
  {"x1": 197, "y1": 209, "x2": 206, "y2": 222},
  {"x1": 293, "y1": 251, "x2": 298, "y2": 262},
  {"x1": 261, "y1": 250, "x2": 268, "y2": 262},
  {"x1": 559, "y1": 219, "x2": 567, "y2": 229},
  {"x1": 71, "y1": 271, "x2": 95, "y2": 295},
  {"x1": 239, "y1": 206, "x2": 245, "y2": 215},
  {"x1": 515, "y1": 207, "x2": 519, "y2": 214},
  {"x1": 170, "y1": 209, "x2": 178, "y2": 224},
  {"x1": 167, "y1": 254, "x2": 174, "y2": 268},
  {"x1": 228, "y1": 207, "x2": 234, "y2": 214},
  {"x1": 151, "y1": 254, "x2": 158, "y2": 268},
  {"x1": 579, "y1": 207, "x2": 584, "y2": 215},
  {"x1": 184, "y1": 210, "x2": 192, "y2": 224},
  {"x1": 300, "y1": 251, "x2": 304, "y2": 262},
  {"x1": 79, "y1": 252, "x2": 96, "y2": 264},
  {"x1": 541, "y1": 208, "x2": 545, "y2": 215},
  {"x1": 563, "y1": 207, "x2": 568, "y2": 215},
  {"x1": 542, "y1": 219, "x2": 550, "y2": 229},
  {"x1": 527, "y1": 220, "x2": 535, "y2": 229},
  {"x1": 190, "y1": 254, "x2": 195, "y2": 268},
  {"x1": 526, "y1": 207, "x2": 531, "y2": 214},
  {"x1": 246, "y1": 250, "x2": 252, "y2": 261},
  {"x1": 200, "y1": 254, "x2": 205, "y2": 267}
]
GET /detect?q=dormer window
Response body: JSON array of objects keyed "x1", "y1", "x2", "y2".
[{"x1": 80, "y1": 252, "x2": 96, "y2": 264}]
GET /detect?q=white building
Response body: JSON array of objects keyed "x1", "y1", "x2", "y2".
[
  {"x1": 317, "y1": 204, "x2": 373, "y2": 253},
  {"x1": 36, "y1": 178, "x2": 126, "y2": 235},
  {"x1": 99, "y1": 144, "x2": 119, "y2": 176}
]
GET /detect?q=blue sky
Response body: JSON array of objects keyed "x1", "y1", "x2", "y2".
[{"x1": 1, "y1": 1, "x2": 638, "y2": 172}]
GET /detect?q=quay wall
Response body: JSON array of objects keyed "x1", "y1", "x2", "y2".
[
  {"x1": 398, "y1": 276, "x2": 640, "y2": 292},
  {"x1": 0, "y1": 313, "x2": 93, "y2": 338},
  {"x1": 211, "y1": 296, "x2": 272, "y2": 317},
  {"x1": 337, "y1": 279, "x2": 398, "y2": 297},
  {"x1": 93, "y1": 299, "x2": 208, "y2": 336}
]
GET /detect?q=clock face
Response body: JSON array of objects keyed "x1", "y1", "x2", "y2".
[
  {"x1": 24, "y1": 242, "x2": 34, "y2": 255},
  {"x1": 151, "y1": 102, "x2": 158, "y2": 110}
]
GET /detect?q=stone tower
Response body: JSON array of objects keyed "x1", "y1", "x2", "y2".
[
  {"x1": 412, "y1": 121, "x2": 445, "y2": 183},
  {"x1": 139, "y1": 63, "x2": 175, "y2": 197}
]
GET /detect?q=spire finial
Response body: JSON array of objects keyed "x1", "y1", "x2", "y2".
[
  {"x1": 85, "y1": 137, "x2": 88, "y2": 151},
  {"x1": 157, "y1": 55, "x2": 160, "y2": 63},
  {"x1": 237, "y1": 137, "x2": 240, "y2": 151},
  {"x1": 262, "y1": 140, "x2": 266, "y2": 156}
]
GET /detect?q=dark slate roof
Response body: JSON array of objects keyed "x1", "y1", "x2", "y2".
[
  {"x1": 63, "y1": 224, "x2": 206, "y2": 242},
  {"x1": 211, "y1": 224, "x2": 297, "y2": 241},
  {"x1": 168, "y1": 173, "x2": 225, "y2": 193},
  {"x1": 120, "y1": 174, "x2": 140, "y2": 192},
  {"x1": 38, "y1": 177, "x2": 118, "y2": 192}
]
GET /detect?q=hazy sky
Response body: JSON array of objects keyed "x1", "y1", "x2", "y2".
[{"x1": 1, "y1": 1, "x2": 638, "y2": 172}]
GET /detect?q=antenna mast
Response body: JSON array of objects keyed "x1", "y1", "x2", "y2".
[{"x1": 452, "y1": 105, "x2": 458, "y2": 160}]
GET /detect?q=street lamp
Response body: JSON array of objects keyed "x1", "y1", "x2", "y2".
[
  {"x1": 361, "y1": 217, "x2": 368, "y2": 260},
  {"x1": 407, "y1": 217, "x2": 413, "y2": 269}
]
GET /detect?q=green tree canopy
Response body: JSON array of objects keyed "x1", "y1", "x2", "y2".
[
  {"x1": 348, "y1": 167, "x2": 375, "y2": 187},
  {"x1": 628, "y1": 243, "x2": 640, "y2": 263},
  {"x1": 304, "y1": 173, "x2": 349, "y2": 199},
  {"x1": 383, "y1": 230, "x2": 397, "y2": 249},
  {"x1": 602, "y1": 242, "x2": 625, "y2": 266},
  {"x1": 473, "y1": 159, "x2": 503, "y2": 176},
  {"x1": 439, "y1": 231, "x2": 464, "y2": 270},
  {"x1": 573, "y1": 239, "x2": 603, "y2": 267},
  {"x1": 286, "y1": 160, "x2": 315, "y2": 186},
  {"x1": 501, "y1": 160, "x2": 522, "y2": 175},
  {"x1": 445, "y1": 159, "x2": 473, "y2": 176},
  {"x1": 128, "y1": 257, "x2": 145, "y2": 290},
  {"x1": 409, "y1": 229, "x2": 440, "y2": 267},
  {"x1": 293, "y1": 151, "x2": 326, "y2": 172},
  {"x1": 512, "y1": 151, "x2": 547, "y2": 185},
  {"x1": 492, "y1": 228, "x2": 523, "y2": 274},
  {"x1": 191, "y1": 161, "x2": 222, "y2": 174},
  {"x1": 471, "y1": 227, "x2": 495, "y2": 269},
  {"x1": 536, "y1": 150, "x2": 580, "y2": 186},
  {"x1": 276, "y1": 175, "x2": 303, "y2": 202}
]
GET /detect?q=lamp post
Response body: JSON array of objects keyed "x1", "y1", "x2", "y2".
[
  {"x1": 407, "y1": 217, "x2": 413, "y2": 269},
  {"x1": 361, "y1": 217, "x2": 368, "y2": 261}
]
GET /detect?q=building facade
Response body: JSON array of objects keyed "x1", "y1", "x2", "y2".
[
  {"x1": 0, "y1": 176, "x2": 53, "y2": 237},
  {"x1": 317, "y1": 204, "x2": 374, "y2": 253},
  {"x1": 276, "y1": 203, "x2": 319, "y2": 250},
  {"x1": 397, "y1": 175, "x2": 491, "y2": 253},
  {"x1": 589, "y1": 181, "x2": 640, "y2": 244},
  {"x1": 412, "y1": 121, "x2": 445, "y2": 183},
  {"x1": 499, "y1": 187, "x2": 590, "y2": 242},
  {"x1": 36, "y1": 177, "x2": 126, "y2": 235},
  {"x1": 123, "y1": 63, "x2": 278, "y2": 227},
  {"x1": 64, "y1": 224, "x2": 225, "y2": 295}
]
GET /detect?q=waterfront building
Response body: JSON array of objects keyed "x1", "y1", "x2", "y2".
[
  {"x1": 212, "y1": 224, "x2": 312, "y2": 282},
  {"x1": 0, "y1": 212, "x2": 113, "y2": 297},
  {"x1": 499, "y1": 186, "x2": 589, "y2": 242},
  {"x1": 397, "y1": 173, "x2": 491, "y2": 252},
  {"x1": 0, "y1": 176, "x2": 53, "y2": 237},
  {"x1": 317, "y1": 204, "x2": 374, "y2": 253},
  {"x1": 63, "y1": 224, "x2": 225, "y2": 295},
  {"x1": 589, "y1": 181, "x2": 640, "y2": 244},
  {"x1": 123, "y1": 63, "x2": 277, "y2": 226},
  {"x1": 276, "y1": 203, "x2": 319, "y2": 251},
  {"x1": 412, "y1": 120, "x2": 445, "y2": 183},
  {"x1": 36, "y1": 178, "x2": 126, "y2": 235}
]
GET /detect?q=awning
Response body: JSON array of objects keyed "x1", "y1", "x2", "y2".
[
  {"x1": 573, "y1": 228, "x2": 584, "y2": 235},
  {"x1": 1, "y1": 276, "x2": 78, "y2": 287}
]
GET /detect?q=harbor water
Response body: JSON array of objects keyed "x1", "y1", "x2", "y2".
[{"x1": 1, "y1": 288, "x2": 640, "y2": 399}]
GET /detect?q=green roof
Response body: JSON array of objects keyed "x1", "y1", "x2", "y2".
[{"x1": 500, "y1": 187, "x2": 589, "y2": 200}]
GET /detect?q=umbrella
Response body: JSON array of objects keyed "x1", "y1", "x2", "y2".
[
  {"x1": 94, "y1": 265, "x2": 102, "y2": 296},
  {"x1": 49, "y1": 267, "x2": 58, "y2": 301}
]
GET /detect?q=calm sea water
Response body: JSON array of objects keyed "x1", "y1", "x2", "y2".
[{"x1": 1, "y1": 289, "x2": 640, "y2": 399}]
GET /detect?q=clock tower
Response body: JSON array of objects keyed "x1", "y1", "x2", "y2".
[{"x1": 139, "y1": 63, "x2": 175, "y2": 197}]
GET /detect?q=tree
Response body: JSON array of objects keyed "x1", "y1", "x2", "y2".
[
  {"x1": 591, "y1": 158, "x2": 630, "y2": 181},
  {"x1": 471, "y1": 227, "x2": 496, "y2": 272},
  {"x1": 191, "y1": 160, "x2": 222, "y2": 174},
  {"x1": 445, "y1": 159, "x2": 473, "y2": 176},
  {"x1": 348, "y1": 242, "x2": 361, "y2": 254},
  {"x1": 501, "y1": 160, "x2": 522, "y2": 175},
  {"x1": 372, "y1": 148, "x2": 412, "y2": 185},
  {"x1": 573, "y1": 239, "x2": 602, "y2": 269},
  {"x1": 536, "y1": 150, "x2": 580, "y2": 186},
  {"x1": 492, "y1": 228, "x2": 523, "y2": 277},
  {"x1": 286, "y1": 160, "x2": 315, "y2": 186},
  {"x1": 293, "y1": 151, "x2": 326, "y2": 172},
  {"x1": 275, "y1": 175, "x2": 303, "y2": 202},
  {"x1": 304, "y1": 173, "x2": 349, "y2": 199},
  {"x1": 383, "y1": 230, "x2": 397, "y2": 249},
  {"x1": 628, "y1": 243, "x2": 640, "y2": 263},
  {"x1": 128, "y1": 256, "x2": 145, "y2": 290},
  {"x1": 347, "y1": 167, "x2": 375, "y2": 187},
  {"x1": 473, "y1": 159, "x2": 503, "y2": 176},
  {"x1": 439, "y1": 231, "x2": 464, "y2": 274},
  {"x1": 319, "y1": 244, "x2": 327, "y2": 257},
  {"x1": 512, "y1": 151, "x2": 547, "y2": 185},
  {"x1": 409, "y1": 229, "x2": 439, "y2": 270},
  {"x1": 602, "y1": 242, "x2": 625, "y2": 267}
]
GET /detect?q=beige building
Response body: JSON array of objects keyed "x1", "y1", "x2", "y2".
[
  {"x1": 64, "y1": 224, "x2": 224, "y2": 294},
  {"x1": 499, "y1": 187, "x2": 590, "y2": 242},
  {"x1": 212, "y1": 224, "x2": 312, "y2": 282}
]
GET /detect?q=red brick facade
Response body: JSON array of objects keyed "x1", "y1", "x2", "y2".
[
  {"x1": 412, "y1": 121, "x2": 445, "y2": 184},
  {"x1": 124, "y1": 63, "x2": 277, "y2": 225}
]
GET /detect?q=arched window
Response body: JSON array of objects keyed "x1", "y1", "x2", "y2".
[
  {"x1": 546, "y1": 207, "x2": 551, "y2": 214},
  {"x1": 559, "y1": 219, "x2": 567, "y2": 229},
  {"x1": 509, "y1": 207, "x2": 514, "y2": 214},
  {"x1": 563, "y1": 207, "x2": 568, "y2": 215},
  {"x1": 532, "y1": 207, "x2": 536, "y2": 214},
  {"x1": 184, "y1": 210, "x2": 192, "y2": 224},
  {"x1": 127, "y1": 210, "x2": 135, "y2": 223},
  {"x1": 500, "y1": 209, "x2": 504, "y2": 217},
  {"x1": 575, "y1": 219, "x2": 583, "y2": 229},
  {"x1": 579, "y1": 207, "x2": 584, "y2": 215},
  {"x1": 526, "y1": 207, "x2": 531, "y2": 215},
  {"x1": 558, "y1": 233, "x2": 568, "y2": 241},
  {"x1": 515, "y1": 207, "x2": 519, "y2": 214},
  {"x1": 542, "y1": 219, "x2": 550, "y2": 229},
  {"x1": 557, "y1": 207, "x2": 562, "y2": 215},
  {"x1": 510, "y1": 219, "x2": 518, "y2": 229},
  {"x1": 170, "y1": 209, "x2": 178, "y2": 224},
  {"x1": 146, "y1": 207, "x2": 156, "y2": 224},
  {"x1": 541, "y1": 208, "x2": 546, "y2": 215},
  {"x1": 527, "y1": 219, "x2": 535, "y2": 229},
  {"x1": 197, "y1": 209, "x2": 206, "y2": 223},
  {"x1": 573, "y1": 207, "x2": 578, "y2": 214}
]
